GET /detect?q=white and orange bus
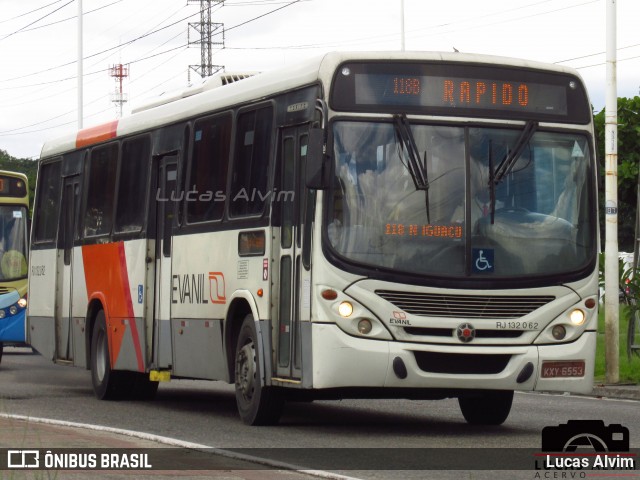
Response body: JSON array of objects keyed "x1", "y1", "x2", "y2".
[{"x1": 28, "y1": 52, "x2": 598, "y2": 425}]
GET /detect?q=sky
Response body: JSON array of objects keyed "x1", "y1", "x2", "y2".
[{"x1": 0, "y1": 0, "x2": 638, "y2": 159}]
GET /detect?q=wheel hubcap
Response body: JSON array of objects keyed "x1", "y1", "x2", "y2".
[{"x1": 236, "y1": 341, "x2": 256, "y2": 399}]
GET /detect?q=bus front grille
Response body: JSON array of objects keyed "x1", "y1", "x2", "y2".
[
  {"x1": 403, "y1": 327, "x2": 523, "y2": 339},
  {"x1": 413, "y1": 351, "x2": 512, "y2": 374},
  {"x1": 377, "y1": 290, "x2": 554, "y2": 319}
]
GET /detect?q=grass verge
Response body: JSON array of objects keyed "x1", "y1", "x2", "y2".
[{"x1": 594, "y1": 305, "x2": 640, "y2": 384}]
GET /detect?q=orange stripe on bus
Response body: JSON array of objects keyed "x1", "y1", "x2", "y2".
[
  {"x1": 76, "y1": 120, "x2": 118, "y2": 148},
  {"x1": 82, "y1": 242, "x2": 144, "y2": 372},
  {"x1": 116, "y1": 242, "x2": 144, "y2": 372}
]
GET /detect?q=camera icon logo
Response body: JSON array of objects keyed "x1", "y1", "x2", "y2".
[
  {"x1": 542, "y1": 420, "x2": 629, "y2": 452},
  {"x1": 7, "y1": 450, "x2": 40, "y2": 468}
]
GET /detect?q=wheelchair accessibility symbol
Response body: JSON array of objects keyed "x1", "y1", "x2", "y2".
[{"x1": 472, "y1": 248, "x2": 494, "y2": 273}]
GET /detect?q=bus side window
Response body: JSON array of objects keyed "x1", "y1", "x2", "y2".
[
  {"x1": 187, "y1": 113, "x2": 232, "y2": 223},
  {"x1": 115, "y1": 136, "x2": 151, "y2": 233},
  {"x1": 84, "y1": 143, "x2": 118, "y2": 238},
  {"x1": 33, "y1": 161, "x2": 62, "y2": 243},
  {"x1": 230, "y1": 105, "x2": 274, "y2": 217}
]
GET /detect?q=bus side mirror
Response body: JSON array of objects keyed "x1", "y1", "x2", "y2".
[{"x1": 306, "y1": 128, "x2": 327, "y2": 190}]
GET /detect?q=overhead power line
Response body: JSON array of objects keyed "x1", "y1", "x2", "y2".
[
  {"x1": 0, "y1": 42, "x2": 190, "y2": 92},
  {"x1": 0, "y1": 0, "x2": 74, "y2": 42},
  {"x1": 555, "y1": 42, "x2": 640, "y2": 64},
  {"x1": 222, "y1": 0, "x2": 301, "y2": 35},
  {"x1": 17, "y1": 0, "x2": 124, "y2": 34},
  {"x1": 0, "y1": 0, "x2": 305, "y2": 137},
  {"x1": 1, "y1": 0, "x2": 303, "y2": 86},
  {"x1": 224, "y1": 0, "x2": 311, "y2": 5},
  {"x1": 0, "y1": 0, "x2": 67, "y2": 25},
  {"x1": 573, "y1": 54, "x2": 640, "y2": 70},
  {"x1": 0, "y1": 7, "x2": 202, "y2": 84}
]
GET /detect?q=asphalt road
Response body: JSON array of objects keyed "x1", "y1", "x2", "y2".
[{"x1": 2, "y1": 347, "x2": 639, "y2": 480}]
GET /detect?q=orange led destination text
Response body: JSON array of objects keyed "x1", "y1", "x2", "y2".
[
  {"x1": 385, "y1": 223, "x2": 463, "y2": 238},
  {"x1": 443, "y1": 80, "x2": 529, "y2": 107},
  {"x1": 394, "y1": 77, "x2": 421, "y2": 95}
]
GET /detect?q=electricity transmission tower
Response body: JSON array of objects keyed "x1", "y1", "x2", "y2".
[{"x1": 188, "y1": 0, "x2": 225, "y2": 80}]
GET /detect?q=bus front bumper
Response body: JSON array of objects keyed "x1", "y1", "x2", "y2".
[{"x1": 310, "y1": 323, "x2": 595, "y2": 394}]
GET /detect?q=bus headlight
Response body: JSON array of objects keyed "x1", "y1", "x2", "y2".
[
  {"x1": 318, "y1": 286, "x2": 392, "y2": 340},
  {"x1": 9, "y1": 306, "x2": 17, "y2": 315},
  {"x1": 338, "y1": 301, "x2": 354, "y2": 318},
  {"x1": 18, "y1": 298, "x2": 27, "y2": 308},
  {"x1": 569, "y1": 309, "x2": 586, "y2": 326},
  {"x1": 534, "y1": 302, "x2": 594, "y2": 345},
  {"x1": 0, "y1": 310, "x2": 4, "y2": 319}
]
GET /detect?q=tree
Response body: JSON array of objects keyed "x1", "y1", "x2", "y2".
[{"x1": 594, "y1": 96, "x2": 640, "y2": 252}]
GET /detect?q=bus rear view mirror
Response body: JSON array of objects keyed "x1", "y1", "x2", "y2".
[{"x1": 306, "y1": 127, "x2": 327, "y2": 190}]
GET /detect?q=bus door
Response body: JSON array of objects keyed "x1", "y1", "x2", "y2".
[
  {"x1": 149, "y1": 154, "x2": 178, "y2": 369},
  {"x1": 275, "y1": 126, "x2": 311, "y2": 380},
  {"x1": 56, "y1": 174, "x2": 81, "y2": 361}
]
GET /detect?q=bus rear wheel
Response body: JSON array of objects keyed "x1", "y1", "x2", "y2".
[
  {"x1": 458, "y1": 390, "x2": 513, "y2": 425},
  {"x1": 90, "y1": 310, "x2": 128, "y2": 400},
  {"x1": 234, "y1": 314, "x2": 283, "y2": 425}
]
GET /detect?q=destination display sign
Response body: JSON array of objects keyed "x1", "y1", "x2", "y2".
[
  {"x1": 0, "y1": 175, "x2": 27, "y2": 197},
  {"x1": 331, "y1": 62, "x2": 590, "y2": 123}
]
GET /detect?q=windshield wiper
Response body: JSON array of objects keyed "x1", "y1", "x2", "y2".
[
  {"x1": 488, "y1": 120, "x2": 537, "y2": 223},
  {"x1": 393, "y1": 114, "x2": 431, "y2": 222},
  {"x1": 491, "y1": 120, "x2": 537, "y2": 186}
]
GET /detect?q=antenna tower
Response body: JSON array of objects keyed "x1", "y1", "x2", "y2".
[
  {"x1": 109, "y1": 64, "x2": 129, "y2": 118},
  {"x1": 188, "y1": 0, "x2": 225, "y2": 80}
]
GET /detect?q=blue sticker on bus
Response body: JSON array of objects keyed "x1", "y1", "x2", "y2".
[
  {"x1": 472, "y1": 248, "x2": 494, "y2": 273},
  {"x1": 138, "y1": 285, "x2": 143, "y2": 304}
]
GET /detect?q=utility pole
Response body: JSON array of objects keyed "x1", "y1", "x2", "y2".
[
  {"x1": 77, "y1": 0, "x2": 83, "y2": 129},
  {"x1": 400, "y1": 0, "x2": 405, "y2": 51},
  {"x1": 604, "y1": 0, "x2": 619, "y2": 384},
  {"x1": 188, "y1": 0, "x2": 224, "y2": 80}
]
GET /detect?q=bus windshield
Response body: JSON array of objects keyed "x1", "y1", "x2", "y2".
[
  {"x1": 0, "y1": 205, "x2": 28, "y2": 281},
  {"x1": 327, "y1": 121, "x2": 594, "y2": 279}
]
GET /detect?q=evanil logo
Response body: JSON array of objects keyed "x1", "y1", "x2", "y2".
[{"x1": 171, "y1": 272, "x2": 226, "y2": 305}]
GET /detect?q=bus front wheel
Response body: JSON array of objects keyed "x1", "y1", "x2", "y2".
[
  {"x1": 90, "y1": 310, "x2": 127, "y2": 400},
  {"x1": 458, "y1": 390, "x2": 513, "y2": 425},
  {"x1": 234, "y1": 314, "x2": 283, "y2": 425}
]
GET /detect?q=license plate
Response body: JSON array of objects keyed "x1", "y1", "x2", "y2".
[{"x1": 541, "y1": 361, "x2": 585, "y2": 378}]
